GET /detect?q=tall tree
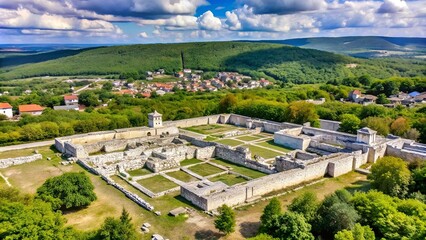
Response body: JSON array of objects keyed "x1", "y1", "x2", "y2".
[
  {"x1": 259, "y1": 197, "x2": 282, "y2": 234},
  {"x1": 334, "y1": 223, "x2": 375, "y2": 240},
  {"x1": 339, "y1": 114, "x2": 361, "y2": 134},
  {"x1": 368, "y1": 156, "x2": 411, "y2": 197},
  {"x1": 36, "y1": 172, "x2": 97, "y2": 210},
  {"x1": 268, "y1": 212, "x2": 314, "y2": 240},
  {"x1": 287, "y1": 192, "x2": 318, "y2": 222},
  {"x1": 98, "y1": 208, "x2": 138, "y2": 240},
  {"x1": 214, "y1": 204, "x2": 236, "y2": 235}
]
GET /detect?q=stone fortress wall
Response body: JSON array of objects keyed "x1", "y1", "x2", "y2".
[
  {"x1": 54, "y1": 111, "x2": 426, "y2": 212},
  {"x1": 0, "y1": 154, "x2": 42, "y2": 168}
]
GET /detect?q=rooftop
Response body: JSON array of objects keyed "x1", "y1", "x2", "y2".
[
  {"x1": 0, "y1": 102, "x2": 12, "y2": 109},
  {"x1": 148, "y1": 110, "x2": 162, "y2": 117},
  {"x1": 19, "y1": 104, "x2": 44, "y2": 112},
  {"x1": 64, "y1": 95, "x2": 78, "y2": 100},
  {"x1": 358, "y1": 127, "x2": 377, "y2": 134}
]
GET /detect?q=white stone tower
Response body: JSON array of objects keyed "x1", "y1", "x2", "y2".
[
  {"x1": 148, "y1": 110, "x2": 162, "y2": 128},
  {"x1": 357, "y1": 127, "x2": 377, "y2": 145}
]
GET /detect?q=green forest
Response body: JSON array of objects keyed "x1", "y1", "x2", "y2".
[{"x1": 1, "y1": 42, "x2": 425, "y2": 83}]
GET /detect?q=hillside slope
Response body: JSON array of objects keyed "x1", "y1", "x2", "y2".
[
  {"x1": 0, "y1": 41, "x2": 424, "y2": 83},
  {"x1": 262, "y1": 36, "x2": 426, "y2": 58}
]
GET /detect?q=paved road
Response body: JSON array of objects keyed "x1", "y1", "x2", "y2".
[{"x1": 0, "y1": 140, "x2": 54, "y2": 153}]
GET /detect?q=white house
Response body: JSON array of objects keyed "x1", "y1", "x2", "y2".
[
  {"x1": 64, "y1": 95, "x2": 79, "y2": 106},
  {"x1": 19, "y1": 104, "x2": 44, "y2": 116},
  {"x1": 0, "y1": 102, "x2": 13, "y2": 118}
]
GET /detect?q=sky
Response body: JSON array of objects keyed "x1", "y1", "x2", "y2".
[{"x1": 0, "y1": 0, "x2": 425, "y2": 44}]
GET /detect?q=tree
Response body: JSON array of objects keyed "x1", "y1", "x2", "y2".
[
  {"x1": 390, "y1": 117, "x2": 410, "y2": 136},
  {"x1": 361, "y1": 117, "x2": 392, "y2": 136},
  {"x1": 215, "y1": 204, "x2": 236, "y2": 235},
  {"x1": 36, "y1": 172, "x2": 97, "y2": 210},
  {"x1": 376, "y1": 93, "x2": 390, "y2": 104},
  {"x1": 219, "y1": 93, "x2": 237, "y2": 113},
  {"x1": 288, "y1": 192, "x2": 318, "y2": 222},
  {"x1": 334, "y1": 223, "x2": 375, "y2": 240},
  {"x1": 247, "y1": 233, "x2": 278, "y2": 240},
  {"x1": 411, "y1": 166, "x2": 426, "y2": 194},
  {"x1": 339, "y1": 114, "x2": 361, "y2": 134},
  {"x1": 98, "y1": 208, "x2": 138, "y2": 240},
  {"x1": 321, "y1": 202, "x2": 360, "y2": 236},
  {"x1": 102, "y1": 81, "x2": 113, "y2": 91},
  {"x1": 259, "y1": 197, "x2": 282, "y2": 234},
  {"x1": 0, "y1": 189, "x2": 77, "y2": 240},
  {"x1": 368, "y1": 156, "x2": 411, "y2": 197},
  {"x1": 268, "y1": 212, "x2": 314, "y2": 240},
  {"x1": 286, "y1": 101, "x2": 319, "y2": 126},
  {"x1": 79, "y1": 91, "x2": 99, "y2": 107}
]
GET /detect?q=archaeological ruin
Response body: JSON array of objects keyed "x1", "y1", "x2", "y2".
[{"x1": 54, "y1": 111, "x2": 426, "y2": 211}]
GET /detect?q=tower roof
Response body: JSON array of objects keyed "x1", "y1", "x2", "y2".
[
  {"x1": 148, "y1": 110, "x2": 162, "y2": 117},
  {"x1": 358, "y1": 127, "x2": 376, "y2": 134}
]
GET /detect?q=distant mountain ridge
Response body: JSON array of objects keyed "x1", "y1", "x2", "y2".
[{"x1": 252, "y1": 36, "x2": 426, "y2": 58}]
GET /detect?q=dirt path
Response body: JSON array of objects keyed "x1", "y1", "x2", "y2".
[{"x1": 0, "y1": 140, "x2": 54, "y2": 153}]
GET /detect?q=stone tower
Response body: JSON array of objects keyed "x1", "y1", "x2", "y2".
[
  {"x1": 357, "y1": 127, "x2": 377, "y2": 145},
  {"x1": 148, "y1": 110, "x2": 162, "y2": 128}
]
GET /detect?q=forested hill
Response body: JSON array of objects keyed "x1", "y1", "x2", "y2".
[
  {"x1": 0, "y1": 41, "x2": 424, "y2": 83},
  {"x1": 257, "y1": 36, "x2": 426, "y2": 58}
]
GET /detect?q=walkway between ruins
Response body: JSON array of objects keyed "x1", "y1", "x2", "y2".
[{"x1": 0, "y1": 140, "x2": 54, "y2": 152}]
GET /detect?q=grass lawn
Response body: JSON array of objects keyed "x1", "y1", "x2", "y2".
[
  {"x1": 0, "y1": 148, "x2": 39, "y2": 159},
  {"x1": 210, "y1": 159, "x2": 267, "y2": 179},
  {"x1": 0, "y1": 175, "x2": 6, "y2": 188},
  {"x1": 214, "y1": 139, "x2": 244, "y2": 147},
  {"x1": 188, "y1": 163, "x2": 225, "y2": 177},
  {"x1": 255, "y1": 140, "x2": 293, "y2": 153},
  {"x1": 166, "y1": 170, "x2": 198, "y2": 182},
  {"x1": 137, "y1": 175, "x2": 178, "y2": 193},
  {"x1": 184, "y1": 124, "x2": 241, "y2": 135},
  {"x1": 244, "y1": 144, "x2": 283, "y2": 159},
  {"x1": 209, "y1": 173, "x2": 247, "y2": 186},
  {"x1": 204, "y1": 136, "x2": 218, "y2": 142},
  {"x1": 127, "y1": 168, "x2": 153, "y2": 177},
  {"x1": 1, "y1": 146, "x2": 216, "y2": 240},
  {"x1": 254, "y1": 133, "x2": 273, "y2": 138},
  {"x1": 180, "y1": 158, "x2": 203, "y2": 166},
  {"x1": 235, "y1": 135, "x2": 263, "y2": 142}
]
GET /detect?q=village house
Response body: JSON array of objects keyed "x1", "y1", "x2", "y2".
[
  {"x1": 0, "y1": 102, "x2": 13, "y2": 118},
  {"x1": 348, "y1": 89, "x2": 362, "y2": 102},
  {"x1": 64, "y1": 95, "x2": 79, "y2": 106},
  {"x1": 19, "y1": 104, "x2": 44, "y2": 116}
]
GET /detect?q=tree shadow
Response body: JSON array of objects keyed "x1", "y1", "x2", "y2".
[
  {"x1": 194, "y1": 230, "x2": 222, "y2": 240},
  {"x1": 345, "y1": 180, "x2": 371, "y2": 194},
  {"x1": 239, "y1": 221, "x2": 260, "y2": 238}
]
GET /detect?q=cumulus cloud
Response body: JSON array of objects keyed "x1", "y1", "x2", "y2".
[
  {"x1": 378, "y1": 0, "x2": 409, "y2": 14},
  {"x1": 197, "y1": 11, "x2": 222, "y2": 30},
  {"x1": 138, "y1": 32, "x2": 148, "y2": 38},
  {"x1": 139, "y1": 15, "x2": 197, "y2": 29},
  {"x1": 0, "y1": 7, "x2": 122, "y2": 34},
  {"x1": 225, "y1": 5, "x2": 316, "y2": 32},
  {"x1": 242, "y1": 0, "x2": 327, "y2": 14}
]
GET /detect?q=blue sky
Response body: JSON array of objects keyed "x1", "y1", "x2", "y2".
[{"x1": 0, "y1": 0, "x2": 425, "y2": 44}]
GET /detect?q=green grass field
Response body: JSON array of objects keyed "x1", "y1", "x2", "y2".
[
  {"x1": 209, "y1": 174, "x2": 247, "y2": 186},
  {"x1": 184, "y1": 124, "x2": 242, "y2": 135},
  {"x1": 166, "y1": 171, "x2": 198, "y2": 182},
  {"x1": 210, "y1": 159, "x2": 267, "y2": 179},
  {"x1": 235, "y1": 135, "x2": 263, "y2": 142},
  {"x1": 188, "y1": 163, "x2": 225, "y2": 177},
  {"x1": 244, "y1": 144, "x2": 283, "y2": 159},
  {"x1": 255, "y1": 140, "x2": 293, "y2": 153},
  {"x1": 0, "y1": 148, "x2": 39, "y2": 159},
  {"x1": 180, "y1": 158, "x2": 203, "y2": 166},
  {"x1": 214, "y1": 139, "x2": 244, "y2": 147},
  {"x1": 0, "y1": 176, "x2": 6, "y2": 188},
  {"x1": 137, "y1": 175, "x2": 178, "y2": 193},
  {"x1": 127, "y1": 168, "x2": 153, "y2": 177}
]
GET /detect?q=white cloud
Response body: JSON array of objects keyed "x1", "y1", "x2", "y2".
[
  {"x1": 197, "y1": 11, "x2": 222, "y2": 30},
  {"x1": 0, "y1": 7, "x2": 122, "y2": 34},
  {"x1": 138, "y1": 32, "x2": 148, "y2": 38},
  {"x1": 242, "y1": 0, "x2": 327, "y2": 14},
  {"x1": 378, "y1": 0, "x2": 409, "y2": 14},
  {"x1": 139, "y1": 15, "x2": 197, "y2": 29}
]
